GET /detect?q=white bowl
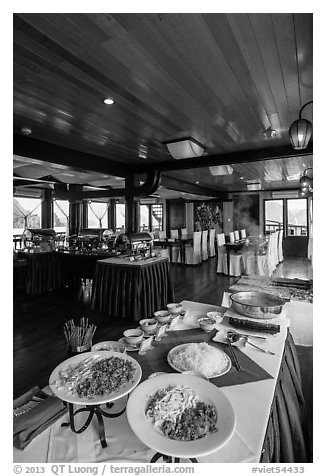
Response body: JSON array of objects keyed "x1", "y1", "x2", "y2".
[
  {"x1": 154, "y1": 310, "x2": 171, "y2": 323},
  {"x1": 198, "y1": 317, "x2": 217, "y2": 332},
  {"x1": 139, "y1": 318, "x2": 158, "y2": 333},
  {"x1": 207, "y1": 311, "x2": 224, "y2": 324},
  {"x1": 123, "y1": 329, "x2": 144, "y2": 345}
]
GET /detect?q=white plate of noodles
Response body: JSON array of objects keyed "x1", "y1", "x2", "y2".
[
  {"x1": 126, "y1": 373, "x2": 235, "y2": 458},
  {"x1": 167, "y1": 342, "x2": 231, "y2": 378}
]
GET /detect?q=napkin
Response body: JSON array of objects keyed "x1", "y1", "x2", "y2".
[{"x1": 13, "y1": 387, "x2": 67, "y2": 450}]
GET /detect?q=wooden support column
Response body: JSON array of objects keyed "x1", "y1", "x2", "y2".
[
  {"x1": 125, "y1": 175, "x2": 140, "y2": 234},
  {"x1": 41, "y1": 189, "x2": 53, "y2": 229},
  {"x1": 109, "y1": 199, "x2": 116, "y2": 231},
  {"x1": 69, "y1": 185, "x2": 83, "y2": 236}
]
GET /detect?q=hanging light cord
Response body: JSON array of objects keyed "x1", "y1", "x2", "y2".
[{"x1": 299, "y1": 101, "x2": 313, "y2": 119}]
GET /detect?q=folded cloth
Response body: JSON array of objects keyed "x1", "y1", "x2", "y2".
[{"x1": 14, "y1": 387, "x2": 67, "y2": 450}]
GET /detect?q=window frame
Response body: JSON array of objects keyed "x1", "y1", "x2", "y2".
[
  {"x1": 13, "y1": 196, "x2": 42, "y2": 233},
  {"x1": 52, "y1": 199, "x2": 69, "y2": 233},
  {"x1": 263, "y1": 197, "x2": 309, "y2": 237},
  {"x1": 87, "y1": 200, "x2": 109, "y2": 229}
]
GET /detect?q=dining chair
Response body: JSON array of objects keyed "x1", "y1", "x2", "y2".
[
  {"x1": 241, "y1": 250, "x2": 257, "y2": 275},
  {"x1": 278, "y1": 228, "x2": 284, "y2": 263},
  {"x1": 256, "y1": 236, "x2": 273, "y2": 276},
  {"x1": 268, "y1": 231, "x2": 279, "y2": 273},
  {"x1": 153, "y1": 247, "x2": 170, "y2": 260},
  {"x1": 158, "y1": 230, "x2": 166, "y2": 240},
  {"x1": 181, "y1": 228, "x2": 188, "y2": 239},
  {"x1": 216, "y1": 233, "x2": 228, "y2": 274},
  {"x1": 185, "y1": 231, "x2": 202, "y2": 265},
  {"x1": 234, "y1": 230, "x2": 240, "y2": 241},
  {"x1": 240, "y1": 229, "x2": 246, "y2": 239},
  {"x1": 201, "y1": 230, "x2": 208, "y2": 261},
  {"x1": 170, "y1": 229, "x2": 180, "y2": 262},
  {"x1": 228, "y1": 251, "x2": 242, "y2": 276},
  {"x1": 208, "y1": 228, "x2": 216, "y2": 258},
  {"x1": 229, "y1": 231, "x2": 235, "y2": 243}
]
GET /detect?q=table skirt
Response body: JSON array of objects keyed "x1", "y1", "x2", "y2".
[
  {"x1": 260, "y1": 331, "x2": 310, "y2": 462},
  {"x1": 17, "y1": 252, "x2": 62, "y2": 296},
  {"x1": 91, "y1": 259, "x2": 174, "y2": 321}
]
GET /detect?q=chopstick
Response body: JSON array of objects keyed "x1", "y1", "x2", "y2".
[
  {"x1": 63, "y1": 317, "x2": 97, "y2": 348},
  {"x1": 227, "y1": 337, "x2": 241, "y2": 371}
]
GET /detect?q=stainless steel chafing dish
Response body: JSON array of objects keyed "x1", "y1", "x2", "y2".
[
  {"x1": 23, "y1": 228, "x2": 57, "y2": 250},
  {"x1": 114, "y1": 232, "x2": 153, "y2": 255},
  {"x1": 230, "y1": 291, "x2": 285, "y2": 319}
]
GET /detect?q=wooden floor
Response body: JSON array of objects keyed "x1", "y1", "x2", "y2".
[{"x1": 13, "y1": 258, "x2": 312, "y2": 417}]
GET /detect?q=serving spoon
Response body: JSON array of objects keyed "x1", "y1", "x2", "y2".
[{"x1": 227, "y1": 331, "x2": 275, "y2": 355}]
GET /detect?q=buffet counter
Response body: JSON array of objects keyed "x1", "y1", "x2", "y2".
[
  {"x1": 16, "y1": 251, "x2": 62, "y2": 296},
  {"x1": 91, "y1": 257, "x2": 174, "y2": 321},
  {"x1": 13, "y1": 300, "x2": 308, "y2": 463}
]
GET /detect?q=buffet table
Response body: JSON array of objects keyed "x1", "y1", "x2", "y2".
[
  {"x1": 58, "y1": 250, "x2": 115, "y2": 281},
  {"x1": 91, "y1": 257, "x2": 174, "y2": 321},
  {"x1": 16, "y1": 251, "x2": 62, "y2": 296},
  {"x1": 13, "y1": 300, "x2": 308, "y2": 463}
]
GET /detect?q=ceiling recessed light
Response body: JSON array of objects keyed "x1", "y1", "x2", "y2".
[
  {"x1": 103, "y1": 98, "x2": 115, "y2": 105},
  {"x1": 240, "y1": 176, "x2": 244, "y2": 180},
  {"x1": 195, "y1": 181, "x2": 199, "y2": 184}
]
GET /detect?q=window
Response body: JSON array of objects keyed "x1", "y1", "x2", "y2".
[
  {"x1": 139, "y1": 205, "x2": 149, "y2": 231},
  {"x1": 53, "y1": 200, "x2": 69, "y2": 233},
  {"x1": 139, "y1": 203, "x2": 163, "y2": 232},
  {"x1": 151, "y1": 204, "x2": 163, "y2": 231},
  {"x1": 13, "y1": 197, "x2": 41, "y2": 234},
  {"x1": 87, "y1": 201, "x2": 108, "y2": 228},
  {"x1": 287, "y1": 199, "x2": 308, "y2": 236},
  {"x1": 264, "y1": 198, "x2": 308, "y2": 237},
  {"x1": 115, "y1": 203, "x2": 125, "y2": 231},
  {"x1": 264, "y1": 200, "x2": 283, "y2": 234}
]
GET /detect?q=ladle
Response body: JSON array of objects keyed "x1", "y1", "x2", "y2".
[{"x1": 227, "y1": 331, "x2": 275, "y2": 355}]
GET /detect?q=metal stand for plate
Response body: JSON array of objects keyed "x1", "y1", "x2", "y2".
[
  {"x1": 62, "y1": 399, "x2": 127, "y2": 448},
  {"x1": 150, "y1": 453, "x2": 198, "y2": 463}
]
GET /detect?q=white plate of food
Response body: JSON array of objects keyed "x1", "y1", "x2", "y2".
[
  {"x1": 126, "y1": 373, "x2": 235, "y2": 458},
  {"x1": 167, "y1": 342, "x2": 231, "y2": 378},
  {"x1": 49, "y1": 351, "x2": 142, "y2": 405}
]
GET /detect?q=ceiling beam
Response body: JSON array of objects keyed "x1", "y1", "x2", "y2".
[
  {"x1": 134, "y1": 143, "x2": 313, "y2": 173},
  {"x1": 13, "y1": 134, "x2": 131, "y2": 178},
  {"x1": 54, "y1": 171, "x2": 161, "y2": 200},
  {"x1": 161, "y1": 175, "x2": 228, "y2": 200}
]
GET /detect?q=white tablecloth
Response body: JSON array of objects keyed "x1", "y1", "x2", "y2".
[
  {"x1": 14, "y1": 300, "x2": 289, "y2": 463},
  {"x1": 222, "y1": 291, "x2": 313, "y2": 347}
]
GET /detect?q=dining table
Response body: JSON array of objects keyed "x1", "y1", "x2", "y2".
[
  {"x1": 91, "y1": 256, "x2": 174, "y2": 321},
  {"x1": 153, "y1": 237, "x2": 193, "y2": 264},
  {"x1": 13, "y1": 299, "x2": 309, "y2": 463}
]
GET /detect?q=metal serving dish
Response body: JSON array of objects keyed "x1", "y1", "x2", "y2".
[{"x1": 230, "y1": 291, "x2": 285, "y2": 319}]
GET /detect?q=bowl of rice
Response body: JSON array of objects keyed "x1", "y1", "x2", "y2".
[{"x1": 167, "y1": 342, "x2": 231, "y2": 378}]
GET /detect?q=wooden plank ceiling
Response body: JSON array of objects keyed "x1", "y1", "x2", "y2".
[{"x1": 13, "y1": 13, "x2": 313, "y2": 197}]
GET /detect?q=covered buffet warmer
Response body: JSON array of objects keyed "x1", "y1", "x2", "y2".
[
  {"x1": 69, "y1": 228, "x2": 114, "y2": 250},
  {"x1": 114, "y1": 232, "x2": 153, "y2": 257},
  {"x1": 23, "y1": 228, "x2": 57, "y2": 251}
]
